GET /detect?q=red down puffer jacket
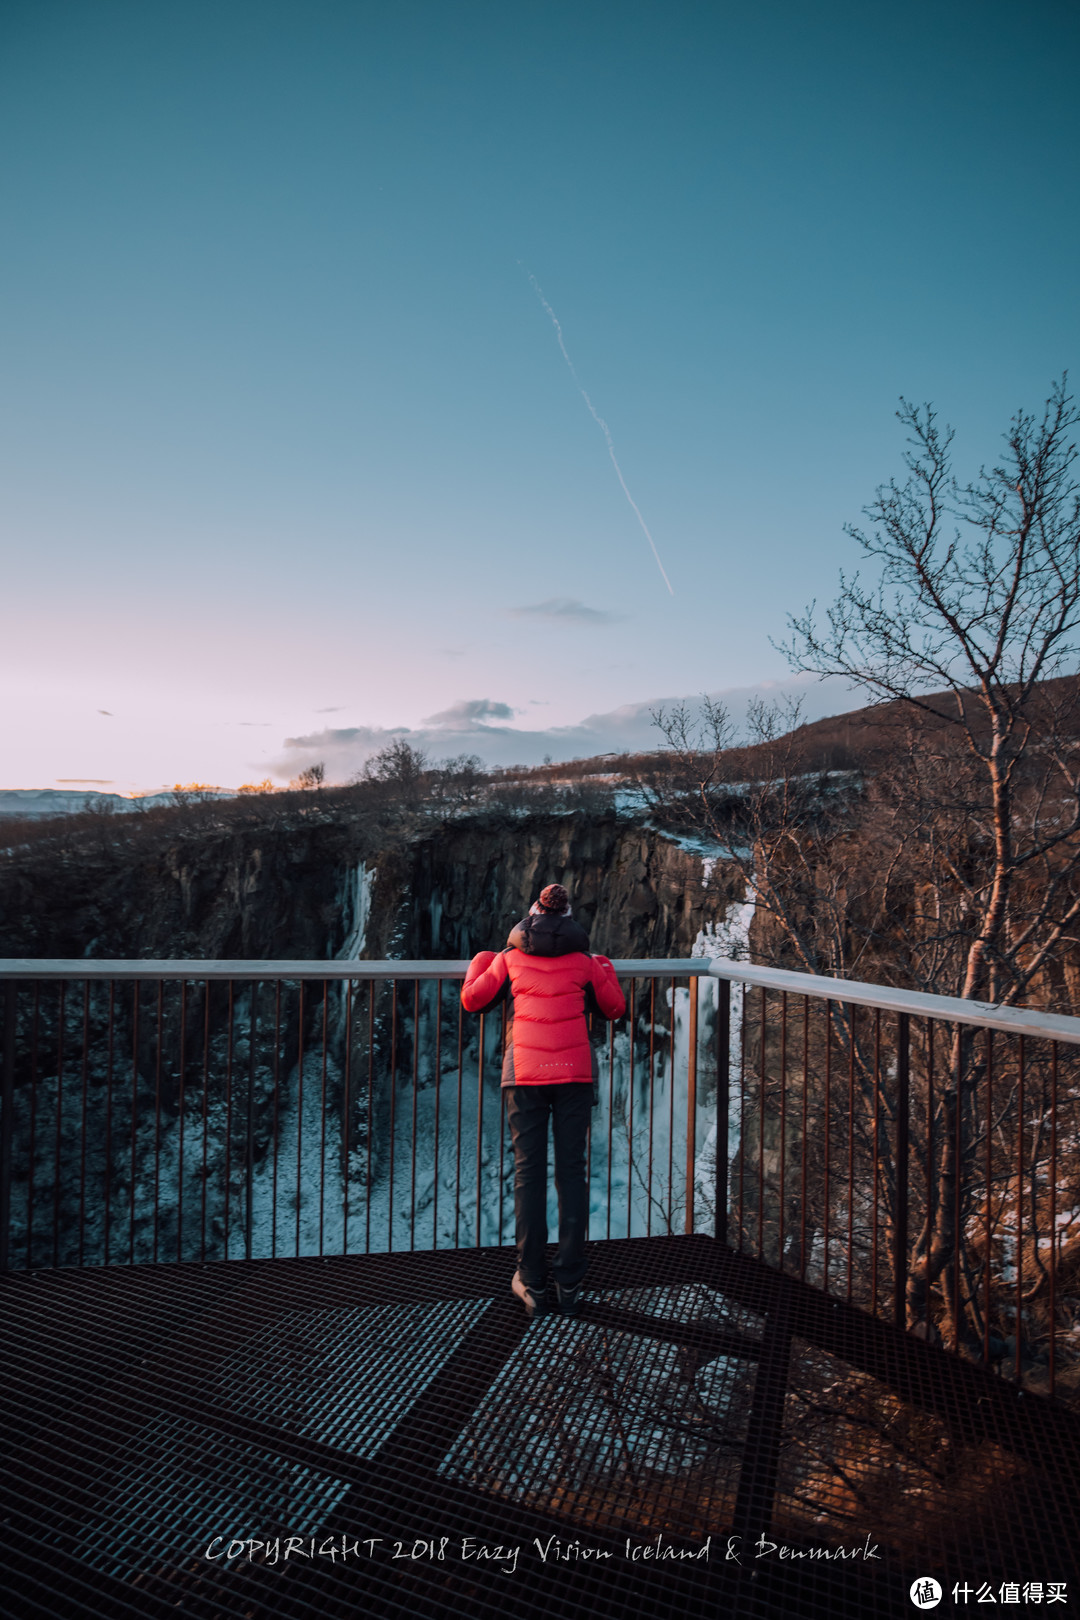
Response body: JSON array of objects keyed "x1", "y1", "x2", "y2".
[{"x1": 461, "y1": 949, "x2": 626, "y2": 1085}]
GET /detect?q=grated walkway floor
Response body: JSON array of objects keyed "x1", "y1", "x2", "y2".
[{"x1": 1, "y1": 1236, "x2": 1077, "y2": 1619}]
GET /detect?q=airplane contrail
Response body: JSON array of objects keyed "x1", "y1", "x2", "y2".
[{"x1": 528, "y1": 275, "x2": 674, "y2": 596}]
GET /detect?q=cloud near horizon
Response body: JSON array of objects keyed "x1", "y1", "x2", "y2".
[
  {"x1": 421, "y1": 698, "x2": 517, "y2": 728},
  {"x1": 271, "y1": 673, "x2": 858, "y2": 782},
  {"x1": 509, "y1": 597, "x2": 623, "y2": 624}
]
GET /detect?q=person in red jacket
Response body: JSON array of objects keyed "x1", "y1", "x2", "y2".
[{"x1": 461, "y1": 882, "x2": 626, "y2": 1319}]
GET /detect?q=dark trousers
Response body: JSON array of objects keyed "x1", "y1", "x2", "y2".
[{"x1": 505, "y1": 1081, "x2": 592, "y2": 1291}]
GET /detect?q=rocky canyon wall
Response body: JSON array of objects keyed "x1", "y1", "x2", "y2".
[{"x1": 0, "y1": 809, "x2": 741, "y2": 962}]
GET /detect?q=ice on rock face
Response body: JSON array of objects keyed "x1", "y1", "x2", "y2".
[
  {"x1": 429, "y1": 892, "x2": 444, "y2": 954},
  {"x1": 337, "y1": 863, "x2": 374, "y2": 962},
  {"x1": 694, "y1": 891, "x2": 754, "y2": 963},
  {"x1": 693, "y1": 877, "x2": 754, "y2": 1218}
]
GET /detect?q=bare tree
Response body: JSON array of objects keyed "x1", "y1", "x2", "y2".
[
  {"x1": 648, "y1": 380, "x2": 1080, "y2": 1349},
  {"x1": 777, "y1": 378, "x2": 1080, "y2": 1340},
  {"x1": 290, "y1": 762, "x2": 326, "y2": 791},
  {"x1": 643, "y1": 692, "x2": 863, "y2": 979},
  {"x1": 783, "y1": 377, "x2": 1080, "y2": 1007},
  {"x1": 358, "y1": 739, "x2": 430, "y2": 808}
]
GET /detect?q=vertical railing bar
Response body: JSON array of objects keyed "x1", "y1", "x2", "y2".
[
  {"x1": 1015, "y1": 1035, "x2": 1025, "y2": 1381},
  {"x1": 738, "y1": 982, "x2": 747, "y2": 1254},
  {"x1": 343, "y1": 979, "x2": 353, "y2": 1258},
  {"x1": 829, "y1": 997, "x2": 835, "y2": 1289},
  {"x1": 153, "y1": 980, "x2": 163, "y2": 1265},
  {"x1": 586, "y1": 1060, "x2": 593, "y2": 1245},
  {"x1": 778, "y1": 991, "x2": 787, "y2": 1271},
  {"x1": 432, "y1": 979, "x2": 442, "y2": 1249},
  {"x1": 27, "y1": 984, "x2": 39, "y2": 1270},
  {"x1": 846, "y1": 1001, "x2": 855, "y2": 1304},
  {"x1": 758, "y1": 986, "x2": 767, "y2": 1262},
  {"x1": 952, "y1": 1027, "x2": 963, "y2": 1353},
  {"x1": 246, "y1": 983, "x2": 257, "y2": 1261},
  {"x1": 271, "y1": 980, "x2": 281, "y2": 1261},
  {"x1": 984, "y1": 1028, "x2": 993, "y2": 1370},
  {"x1": 295, "y1": 979, "x2": 305, "y2": 1260},
  {"x1": 498, "y1": 999, "x2": 507, "y2": 1247},
  {"x1": 627, "y1": 979, "x2": 636, "y2": 1240},
  {"x1": 54, "y1": 981, "x2": 65, "y2": 1268},
  {"x1": 800, "y1": 996, "x2": 809, "y2": 1283},
  {"x1": 319, "y1": 980, "x2": 329, "y2": 1257},
  {"x1": 387, "y1": 980, "x2": 398, "y2": 1253},
  {"x1": 366, "y1": 982, "x2": 375, "y2": 1256},
  {"x1": 893, "y1": 1013, "x2": 910, "y2": 1328},
  {"x1": 128, "y1": 981, "x2": 139, "y2": 1265},
  {"x1": 0, "y1": 982, "x2": 16, "y2": 1273},
  {"x1": 871, "y1": 1007, "x2": 880, "y2": 1316},
  {"x1": 666, "y1": 981, "x2": 676, "y2": 1234},
  {"x1": 79, "y1": 982, "x2": 89, "y2": 1268},
  {"x1": 388, "y1": 980, "x2": 398, "y2": 1253},
  {"x1": 647, "y1": 979, "x2": 656, "y2": 1239},
  {"x1": 455, "y1": 995, "x2": 464, "y2": 1249},
  {"x1": 1049, "y1": 1041, "x2": 1058, "y2": 1398},
  {"x1": 224, "y1": 980, "x2": 234, "y2": 1262},
  {"x1": 925, "y1": 1017, "x2": 935, "y2": 1339},
  {"x1": 715, "y1": 977, "x2": 730, "y2": 1246},
  {"x1": 684, "y1": 975, "x2": 698, "y2": 1235},
  {"x1": 498, "y1": 1082, "x2": 507, "y2": 1247},
  {"x1": 177, "y1": 981, "x2": 187, "y2": 1264},
  {"x1": 200, "y1": 982, "x2": 210, "y2": 1265},
  {"x1": 606, "y1": 1011, "x2": 615, "y2": 1242},
  {"x1": 104, "y1": 981, "x2": 116, "y2": 1268},
  {"x1": 475, "y1": 1012, "x2": 485, "y2": 1248},
  {"x1": 410, "y1": 980, "x2": 420, "y2": 1252},
  {"x1": 588, "y1": 996, "x2": 596, "y2": 1241}
]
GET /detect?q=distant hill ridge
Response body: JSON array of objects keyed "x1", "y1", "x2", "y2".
[
  {"x1": 0, "y1": 788, "x2": 227, "y2": 820},
  {"x1": 499, "y1": 673, "x2": 1080, "y2": 785}
]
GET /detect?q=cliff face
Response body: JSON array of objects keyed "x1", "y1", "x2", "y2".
[
  {"x1": 0, "y1": 810, "x2": 739, "y2": 962},
  {"x1": 1, "y1": 808, "x2": 740, "y2": 1270},
  {"x1": 369, "y1": 814, "x2": 738, "y2": 961},
  {"x1": 0, "y1": 819, "x2": 364, "y2": 961}
]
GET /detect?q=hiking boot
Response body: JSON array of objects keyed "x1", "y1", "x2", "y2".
[
  {"x1": 511, "y1": 1272, "x2": 548, "y2": 1320},
  {"x1": 555, "y1": 1281, "x2": 582, "y2": 1315}
]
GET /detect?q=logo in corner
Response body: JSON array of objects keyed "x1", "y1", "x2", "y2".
[{"x1": 909, "y1": 1577, "x2": 942, "y2": 1609}]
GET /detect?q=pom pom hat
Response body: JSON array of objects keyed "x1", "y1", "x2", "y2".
[{"x1": 536, "y1": 883, "x2": 570, "y2": 915}]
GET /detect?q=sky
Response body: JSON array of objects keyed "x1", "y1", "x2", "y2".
[{"x1": 1, "y1": 0, "x2": 1078, "y2": 790}]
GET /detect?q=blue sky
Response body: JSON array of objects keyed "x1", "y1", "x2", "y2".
[{"x1": 2, "y1": 0, "x2": 1078, "y2": 788}]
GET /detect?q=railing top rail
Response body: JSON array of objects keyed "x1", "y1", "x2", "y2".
[
  {"x1": 0, "y1": 957, "x2": 713, "y2": 981},
  {"x1": 1, "y1": 955, "x2": 1077, "y2": 1045},
  {"x1": 709, "y1": 958, "x2": 1080, "y2": 1048}
]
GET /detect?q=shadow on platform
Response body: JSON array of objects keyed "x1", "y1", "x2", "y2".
[{"x1": 1, "y1": 1235, "x2": 1077, "y2": 1619}]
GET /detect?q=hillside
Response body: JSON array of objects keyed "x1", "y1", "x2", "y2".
[{"x1": 496, "y1": 673, "x2": 1080, "y2": 786}]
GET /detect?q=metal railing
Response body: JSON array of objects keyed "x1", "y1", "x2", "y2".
[
  {"x1": 2, "y1": 955, "x2": 1078, "y2": 1396},
  {"x1": 709, "y1": 960, "x2": 1080, "y2": 1398},
  {"x1": 0, "y1": 959, "x2": 717, "y2": 1274}
]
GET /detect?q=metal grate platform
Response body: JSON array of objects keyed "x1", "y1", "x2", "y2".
[{"x1": 1, "y1": 1236, "x2": 1077, "y2": 1619}]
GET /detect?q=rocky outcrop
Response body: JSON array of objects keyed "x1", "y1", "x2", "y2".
[
  {"x1": 0, "y1": 819, "x2": 365, "y2": 961},
  {"x1": 0, "y1": 810, "x2": 740, "y2": 962},
  {"x1": 382, "y1": 814, "x2": 738, "y2": 959}
]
